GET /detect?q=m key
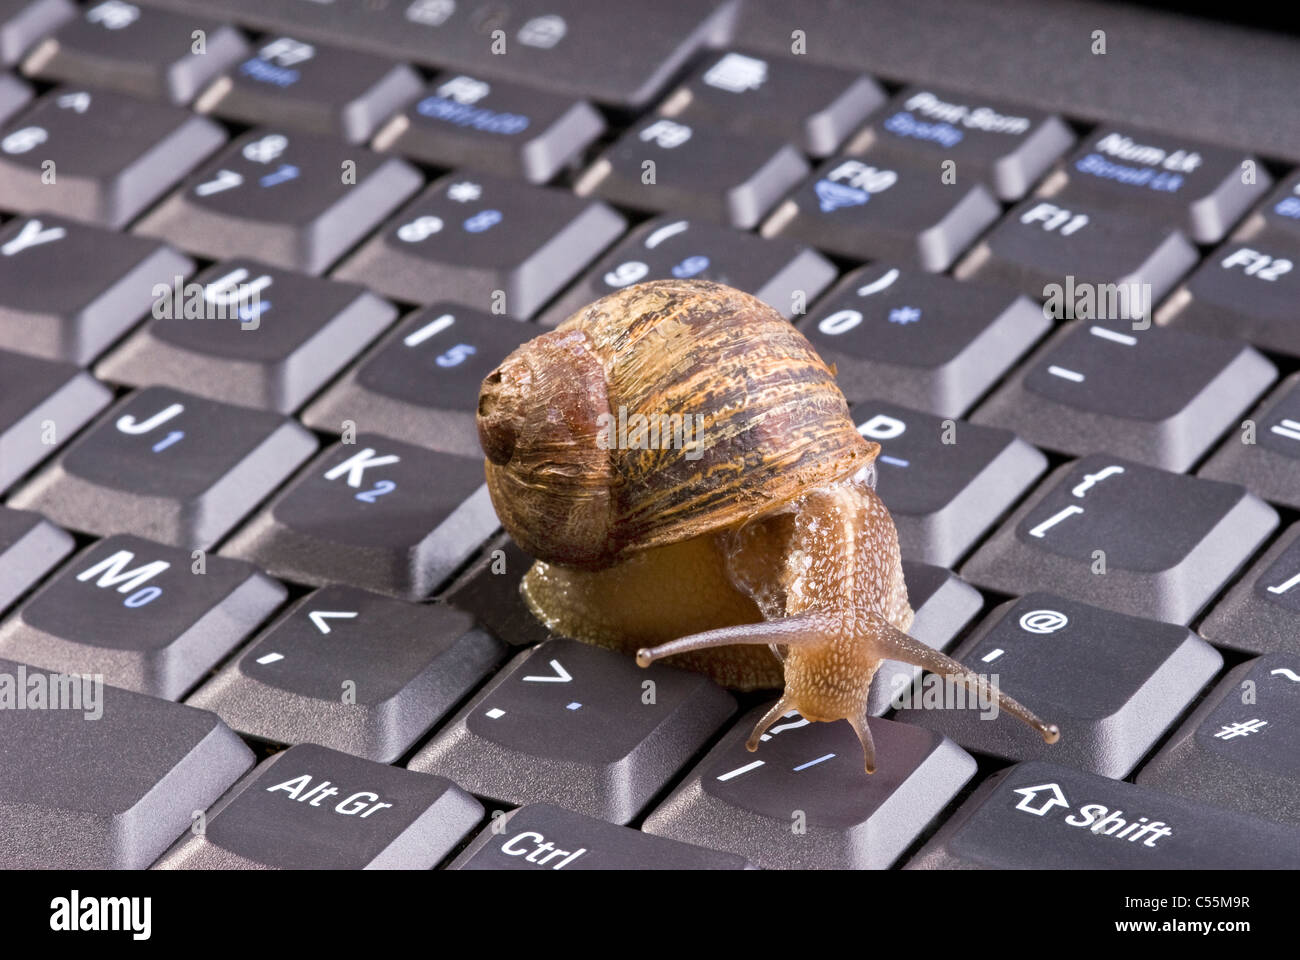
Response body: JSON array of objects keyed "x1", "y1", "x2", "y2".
[{"x1": 1198, "y1": 522, "x2": 1300, "y2": 656}]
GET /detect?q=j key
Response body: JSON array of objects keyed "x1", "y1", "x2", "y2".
[
  {"x1": 1040, "y1": 126, "x2": 1269, "y2": 244},
  {"x1": 374, "y1": 72, "x2": 605, "y2": 184},
  {"x1": 1137, "y1": 654, "x2": 1300, "y2": 827},
  {"x1": 442, "y1": 535, "x2": 552, "y2": 649},
  {"x1": 953, "y1": 197, "x2": 1198, "y2": 309},
  {"x1": 0, "y1": 657, "x2": 253, "y2": 868},
  {"x1": 197, "y1": 35, "x2": 421, "y2": 144},
  {"x1": 96, "y1": 259, "x2": 397, "y2": 413},
  {"x1": 155, "y1": 743, "x2": 483, "y2": 870},
  {"x1": 301, "y1": 304, "x2": 533, "y2": 456},
  {"x1": 858, "y1": 86, "x2": 1074, "y2": 201},
  {"x1": 0, "y1": 214, "x2": 192, "y2": 365},
  {"x1": 0, "y1": 534, "x2": 284, "y2": 699},
  {"x1": 852, "y1": 400, "x2": 1047, "y2": 567},
  {"x1": 0, "y1": 72, "x2": 31, "y2": 123},
  {"x1": 1233, "y1": 168, "x2": 1300, "y2": 249},
  {"x1": 187, "y1": 585, "x2": 504, "y2": 761},
  {"x1": 970, "y1": 320, "x2": 1276, "y2": 472},
  {"x1": 0, "y1": 0, "x2": 72, "y2": 66},
  {"x1": 1156, "y1": 241, "x2": 1300, "y2": 357},
  {"x1": 0, "y1": 506, "x2": 72, "y2": 613},
  {"x1": 0, "y1": 85, "x2": 223, "y2": 228},
  {"x1": 22, "y1": 1, "x2": 248, "y2": 105},
  {"x1": 1198, "y1": 522, "x2": 1300, "y2": 655},
  {"x1": 9, "y1": 386, "x2": 317, "y2": 548},
  {"x1": 961, "y1": 455, "x2": 1278, "y2": 624},
  {"x1": 449, "y1": 803, "x2": 751, "y2": 871},
  {"x1": 575, "y1": 117, "x2": 808, "y2": 229},
  {"x1": 1199, "y1": 372, "x2": 1300, "y2": 510},
  {"x1": 220, "y1": 434, "x2": 496, "y2": 600},
  {"x1": 641, "y1": 706, "x2": 975, "y2": 869},
  {"x1": 657, "y1": 50, "x2": 884, "y2": 158},
  {"x1": 799, "y1": 263, "x2": 1049, "y2": 416},
  {"x1": 538, "y1": 215, "x2": 836, "y2": 327},
  {"x1": 0, "y1": 349, "x2": 109, "y2": 492},
  {"x1": 896, "y1": 593, "x2": 1221, "y2": 777},
  {"x1": 761, "y1": 156, "x2": 999, "y2": 271},
  {"x1": 135, "y1": 128, "x2": 421, "y2": 275},
  {"x1": 335, "y1": 173, "x2": 624, "y2": 319},
  {"x1": 407, "y1": 637, "x2": 735, "y2": 824},
  {"x1": 907, "y1": 760, "x2": 1300, "y2": 869}
]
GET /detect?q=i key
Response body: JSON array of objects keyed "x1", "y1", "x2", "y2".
[
  {"x1": 0, "y1": 506, "x2": 72, "y2": 614},
  {"x1": 798, "y1": 263, "x2": 1050, "y2": 416},
  {"x1": 334, "y1": 172, "x2": 625, "y2": 318},
  {"x1": 0, "y1": 534, "x2": 285, "y2": 700},
  {"x1": 0, "y1": 656, "x2": 254, "y2": 869},
  {"x1": 641, "y1": 705, "x2": 976, "y2": 870},
  {"x1": 196, "y1": 34, "x2": 421, "y2": 144},
  {"x1": 1198, "y1": 521, "x2": 1300, "y2": 655},
  {"x1": 575, "y1": 116, "x2": 808, "y2": 229},
  {"x1": 135, "y1": 128, "x2": 422, "y2": 275},
  {"x1": 761, "y1": 156, "x2": 1000, "y2": 271},
  {"x1": 187, "y1": 585, "x2": 505, "y2": 762},
  {"x1": 374, "y1": 72, "x2": 605, "y2": 184},
  {"x1": 0, "y1": 0, "x2": 72, "y2": 66},
  {"x1": 8, "y1": 386, "x2": 317, "y2": 548},
  {"x1": 895, "y1": 593, "x2": 1221, "y2": 777},
  {"x1": 220, "y1": 434, "x2": 497, "y2": 600},
  {"x1": 0, "y1": 84, "x2": 224, "y2": 227},
  {"x1": 971, "y1": 319, "x2": 1276, "y2": 472},
  {"x1": 537, "y1": 215, "x2": 836, "y2": 326},
  {"x1": 407, "y1": 637, "x2": 736, "y2": 824},
  {"x1": 961, "y1": 455, "x2": 1278, "y2": 624},
  {"x1": 154, "y1": 743, "x2": 483, "y2": 870},
  {"x1": 1199, "y1": 371, "x2": 1300, "y2": 510},
  {"x1": 301, "y1": 304, "x2": 534, "y2": 457},
  {"x1": 22, "y1": 0, "x2": 248, "y2": 105},
  {"x1": 97, "y1": 259, "x2": 397, "y2": 413},
  {"x1": 906, "y1": 760, "x2": 1300, "y2": 869}
]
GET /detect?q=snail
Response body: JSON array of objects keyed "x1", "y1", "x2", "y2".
[{"x1": 476, "y1": 278, "x2": 1059, "y2": 773}]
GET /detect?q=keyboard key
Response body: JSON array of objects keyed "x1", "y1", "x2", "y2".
[
  {"x1": 657, "y1": 49, "x2": 884, "y2": 157},
  {"x1": 852, "y1": 400, "x2": 1047, "y2": 566},
  {"x1": 799, "y1": 264, "x2": 1049, "y2": 416},
  {"x1": 22, "y1": 1, "x2": 248, "y2": 105},
  {"x1": 961, "y1": 455, "x2": 1278, "y2": 624},
  {"x1": 0, "y1": 84, "x2": 223, "y2": 227},
  {"x1": 1233, "y1": 168, "x2": 1300, "y2": 249},
  {"x1": 761, "y1": 156, "x2": 999, "y2": 271},
  {"x1": 0, "y1": 214, "x2": 192, "y2": 364},
  {"x1": 442, "y1": 535, "x2": 552, "y2": 649},
  {"x1": 187, "y1": 585, "x2": 505, "y2": 761},
  {"x1": 970, "y1": 320, "x2": 1276, "y2": 472},
  {"x1": 449, "y1": 803, "x2": 751, "y2": 870},
  {"x1": 1198, "y1": 372, "x2": 1300, "y2": 510},
  {"x1": 538, "y1": 215, "x2": 836, "y2": 326},
  {"x1": 1137, "y1": 653, "x2": 1300, "y2": 827},
  {"x1": 155, "y1": 743, "x2": 483, "y2": 869},
  {"x1": 0, "y1": 0, "x2": 72, "y2": 66},
  {"x1": 220, "y1": 434, "x2": 496, "y2": 600},
  {"x1": 0, "y1": 71, "x2": 31, "y2": 123},
  {"x1": 0, "y1": 506, "x2": 72, "y2": 613},
  {"x1": 9, "y1": 386, "x2": 317, "y2": 548},
  {"x1": 1198, "y1": 521, "x2": 1300, "y2": 655},
  {"x1": 96, "y1": 259, "x2": 396, "y2": 413},
  {"x1": 858, "y1": 86, "x2": 1074, "y2": 200},
  {"x1": 896, "y1": 593, "x2": 1221, "y2": 777},
  {"x1": 0, "y1": 348, "x2": 110, "y2": 492},
  {"x1": 135, "y1": 128, "x2": 421, "y2": 275},
  {"x1": 197, "y1": 34, "x2": 421, "y2": 143},
  {"x1": 0, "y1": 657, "x2": 254, "y2": 868},
  {"x1": 335, "y1": 173, "x2": 624, "y2": 319},
  {"x1": 374, "y1": 72, "x2": 604, "y2": 184},
  {"x1": 906, "y1": 760, "x2": 1300, "y2": 869},
  {"x1": 953, "y1": 197, "x2": 1198, "y2": 311},
  {"x1": 641, "y1": 706, "x2": 975, "y2": 869},
  {"x1": 0, "y1": 534, "x2": 284, "y2": 699},
  {"x1": 1041, "y1": 126, "x2": 1270, "y2": 243},
  {"x1": 575, "y1": 117, "x2": 808, "y2": 229},
  {"x1": 407, "y1": 637, "x2": 735, "y2": 824}
]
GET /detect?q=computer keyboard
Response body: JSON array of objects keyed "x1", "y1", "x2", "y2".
[{"x1": 1, "y1": 0, "x2": 1299, "y2": 872}]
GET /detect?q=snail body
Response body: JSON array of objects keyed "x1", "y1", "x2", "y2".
[{"x1": 477, "y1": 279, "x2": 1058, "y2": 772}]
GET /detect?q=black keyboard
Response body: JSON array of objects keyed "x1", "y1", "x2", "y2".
[{"x1": 2, "y1": 0, "x2": 1300, "y2": 872}]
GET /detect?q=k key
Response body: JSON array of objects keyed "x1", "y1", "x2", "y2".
[
  {"x1": 1198, "y1": 522, "x2": 1300, "y2": 656},
  {"x1": 1198, "y1": 371, "x2": 1300, "y2": 510}
]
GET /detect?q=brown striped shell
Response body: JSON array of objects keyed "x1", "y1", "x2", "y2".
[{"x1": 476, "y1": 279, "x2": 878, "y2": 568}]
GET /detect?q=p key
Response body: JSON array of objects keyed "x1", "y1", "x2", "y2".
[
  {"x1": 1198, "y1": 371, "x2": 1300, "y2": 511},
  {"x1": 1198, "y1": 522, "x2": 1300, "y2": 656}
]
